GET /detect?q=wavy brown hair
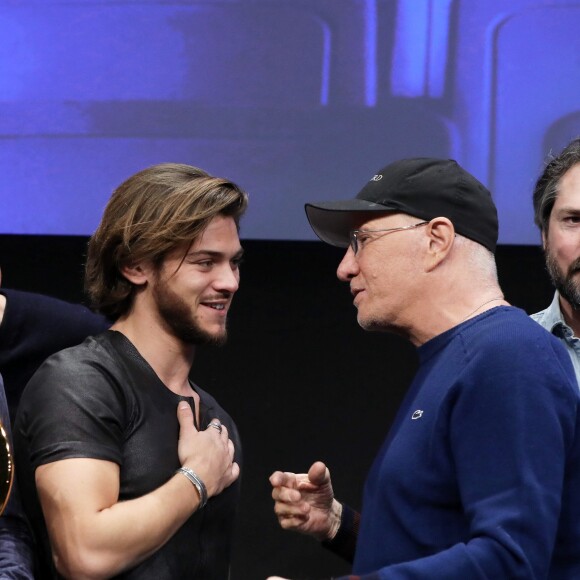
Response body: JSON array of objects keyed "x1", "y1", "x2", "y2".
[{"x1": 85, "y1": 163, "x2": 248, "y2": 320}]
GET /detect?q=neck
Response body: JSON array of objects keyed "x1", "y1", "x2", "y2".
[
  {"x1": 403, "y1": 245, "x2": 507, "y2": 345},
  {"x1": 111, "y1": 313, "x2": 196, "y2": 397},
  {"x1": 459, "y1": 295, "x2": 506, "y2": 324},
  {"x1": 406, "y1": 291, "x2": 508, "y2": 347}
]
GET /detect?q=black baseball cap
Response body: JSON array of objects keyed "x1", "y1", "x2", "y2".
[{"x1": 305, "y1": 158, "x2": 498, "y2": 253}]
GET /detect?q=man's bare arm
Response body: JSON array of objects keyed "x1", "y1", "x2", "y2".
[{"x1": 36, "y1": 402, "x2": 238, "y2": 579}]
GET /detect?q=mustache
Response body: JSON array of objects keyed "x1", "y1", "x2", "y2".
[{"x1": 202, "y1": 292, "x2": 232, "y2": 301}]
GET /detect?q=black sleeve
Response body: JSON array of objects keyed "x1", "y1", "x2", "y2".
[
  {"x1": 17, "y1": 348, "x2": 126, "y2": 469},
  {"x1": 322, "y1": 503, "x2": 360, "y2": 563}
]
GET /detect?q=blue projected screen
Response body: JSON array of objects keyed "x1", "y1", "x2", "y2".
[{"x1": 2, "y1": 1, "x2": 580, "y2": 245}]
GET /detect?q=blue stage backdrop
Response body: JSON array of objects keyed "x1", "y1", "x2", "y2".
[{"x1": 2, "y1": 0, "x2": 580, "y2": 244}]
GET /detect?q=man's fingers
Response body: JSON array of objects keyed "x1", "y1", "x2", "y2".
[
  {"x1": 269, "y1": 471, "x2": 285, "y2": 487},
  {"x1": 177, "y1": 401, "x2": 197, "y2": 434},
  {"x1": 272, "y1": 486, "x2": 304, "y2": 505},
  {"x1": 307, "y1": 461, "x2": 329, "y2": 486},
  {"x1": 269, "y1": 470, "x2": 299, "y2": 489},
  {"x1": 277, "y1": 512, "x2": 308, "y2": 529},
  {"x1": 206, "y1": 418, "x2": 228, "y2": 438},
  {"x1": 274, "y1": 499, "x2": 309, "y2": 519}
]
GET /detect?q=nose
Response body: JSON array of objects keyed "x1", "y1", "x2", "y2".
[
  {"x1": 215, "y1": 263, "x2": 240, "y2": 294},
  {"x1": 337, "y1": 246, "x2": 359, "y2": 282}
]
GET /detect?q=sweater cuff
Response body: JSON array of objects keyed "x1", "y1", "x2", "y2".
[{"x1": 321, "y1": 503, "x2": 360, "y2": 563}]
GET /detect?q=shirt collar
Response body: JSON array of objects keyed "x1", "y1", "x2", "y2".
[{"x1": 542, "y1": 292, "x2": 575, "y2": 338}]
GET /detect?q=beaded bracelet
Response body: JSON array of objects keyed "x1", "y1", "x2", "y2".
[{"x1": 176, "y1": 467, "x2": 208, "y2": 509}]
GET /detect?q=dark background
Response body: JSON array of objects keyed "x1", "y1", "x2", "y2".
[{"x1": 0, "y1": 235, "x2": 554, "y2": 579}]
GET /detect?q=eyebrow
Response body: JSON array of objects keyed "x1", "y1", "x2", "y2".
[
  {"x1": 554, "y1": 206, "x2": 580, "y2": 216},
  {"x1": 186, "y1": 249, "x2": 245, "y2": 260}
]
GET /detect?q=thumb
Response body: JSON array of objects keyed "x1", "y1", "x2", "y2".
[
  {"x1": 177, "y1": 401, "x2": 197, "y2": 436},
  {"x1": 307, "y1": 461, "x2": 329, "y2": 486}
]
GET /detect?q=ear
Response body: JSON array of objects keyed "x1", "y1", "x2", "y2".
[
  {"x1": 423, "y1": 217, "x2": 455, "y2": 272},
  {"x1": 119, "y1": 262, "x2": 151, "y2": 286}
]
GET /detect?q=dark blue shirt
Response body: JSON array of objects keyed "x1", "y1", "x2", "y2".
[
  {"x1": 340, "y1": 307, "x2": 580, "y2": 579},
  {"x1": 0, "y1": 288, "x2": 109, "y2": 423}
]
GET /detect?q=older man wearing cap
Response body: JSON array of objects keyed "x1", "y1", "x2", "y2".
[{"x1": 269, "y1": 158, "x2": 580, "y2": 579}]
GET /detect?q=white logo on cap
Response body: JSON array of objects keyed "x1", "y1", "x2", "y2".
[
  {"x1": 371, "y1": 174, "x2": 383, "y2": 182},
  {"x1": 411, "y1": 410, "x2": 424, "y2": 420}
]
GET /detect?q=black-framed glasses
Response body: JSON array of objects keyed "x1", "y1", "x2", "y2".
[{"x1": 349, "y1": 221, "x2": 429, "y2": 254}]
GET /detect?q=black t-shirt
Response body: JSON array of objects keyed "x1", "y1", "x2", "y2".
[{"x1": 14, "y1": 330, "x2": 242, "y2": 579}]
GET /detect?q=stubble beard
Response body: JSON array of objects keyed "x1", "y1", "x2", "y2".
[
  {"x1": 152, "y1": 278, "x2": 228, "y2": 347},
  {"x1": 545, "y1": 244, "x2": 580, "y2": 310},
  {"x1": 356, "y1": 305, "x2": 396, "y2": 334}
]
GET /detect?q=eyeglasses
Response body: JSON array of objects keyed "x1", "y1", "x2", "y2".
[{"x1": 349, "y1": 221, "x2": 429, "y2": 254}]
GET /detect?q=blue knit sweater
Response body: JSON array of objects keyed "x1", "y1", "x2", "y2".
[{"x1": 339, "y1": 306, "x2": 580, "y2": 579}]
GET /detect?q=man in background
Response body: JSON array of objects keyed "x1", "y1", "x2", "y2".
[
  {"x1": 531, "y1": 137, "x2": 580, "y2": 383},
  {"x1": 14, "y1": 163, "x2": 247, "y2": 579},
  {"x1": 0, "y1": 269, "x2": 108, "y2": 578},
  {"x1": 269, "y1": 158, "x2": 580, "y2": 579},
  {"x1": 0, "y1": 285, "x2": 109, "y2": 423}
]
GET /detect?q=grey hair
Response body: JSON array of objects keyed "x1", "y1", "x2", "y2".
[{"x1": 453, "y1": 234, "x2": 499, "y2": 285}]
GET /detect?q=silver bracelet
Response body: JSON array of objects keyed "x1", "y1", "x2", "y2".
[{"x1": 176, "y1": 467, "x2": 208, "y2": 509}]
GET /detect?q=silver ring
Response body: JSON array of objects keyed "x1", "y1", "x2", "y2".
[{"x1": 208, "y1": 421, "x2": 222, "y2": 434}]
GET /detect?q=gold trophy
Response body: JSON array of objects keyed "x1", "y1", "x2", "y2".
[{"x1": 0, "y1": 421, "x2": 13, "y2": 515}]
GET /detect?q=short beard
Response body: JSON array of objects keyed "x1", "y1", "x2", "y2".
[
  {"x1": 545, "y1": 244, "x2": 580, "y2": 310},
  {"x1": 152, "y1": 277, "x2": 228, "y2": 347}
]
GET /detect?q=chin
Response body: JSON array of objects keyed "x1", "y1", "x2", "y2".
[
  {"x1": 206, "y1": 326, "x2": 229, "y2": 344},
  {"x1": 170, "y1": 323, "x2": 228, "y2": 346},
  {"x1": 204, "y1": 323, "x2": 227, "y2": 338},
  {"x1": 357, "y1": 313, "x2": 390, "y2": 333},
  {"x1": 197, "y1": 326, "x2": 227, "y2": 345},
  {"x1": 357, "y1": 316, "x2": 376, "y2": 331}
]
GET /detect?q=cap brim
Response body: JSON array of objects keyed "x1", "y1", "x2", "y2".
[{"x1": 305, "y1": 199, "x2": 394, "y2": 247}]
